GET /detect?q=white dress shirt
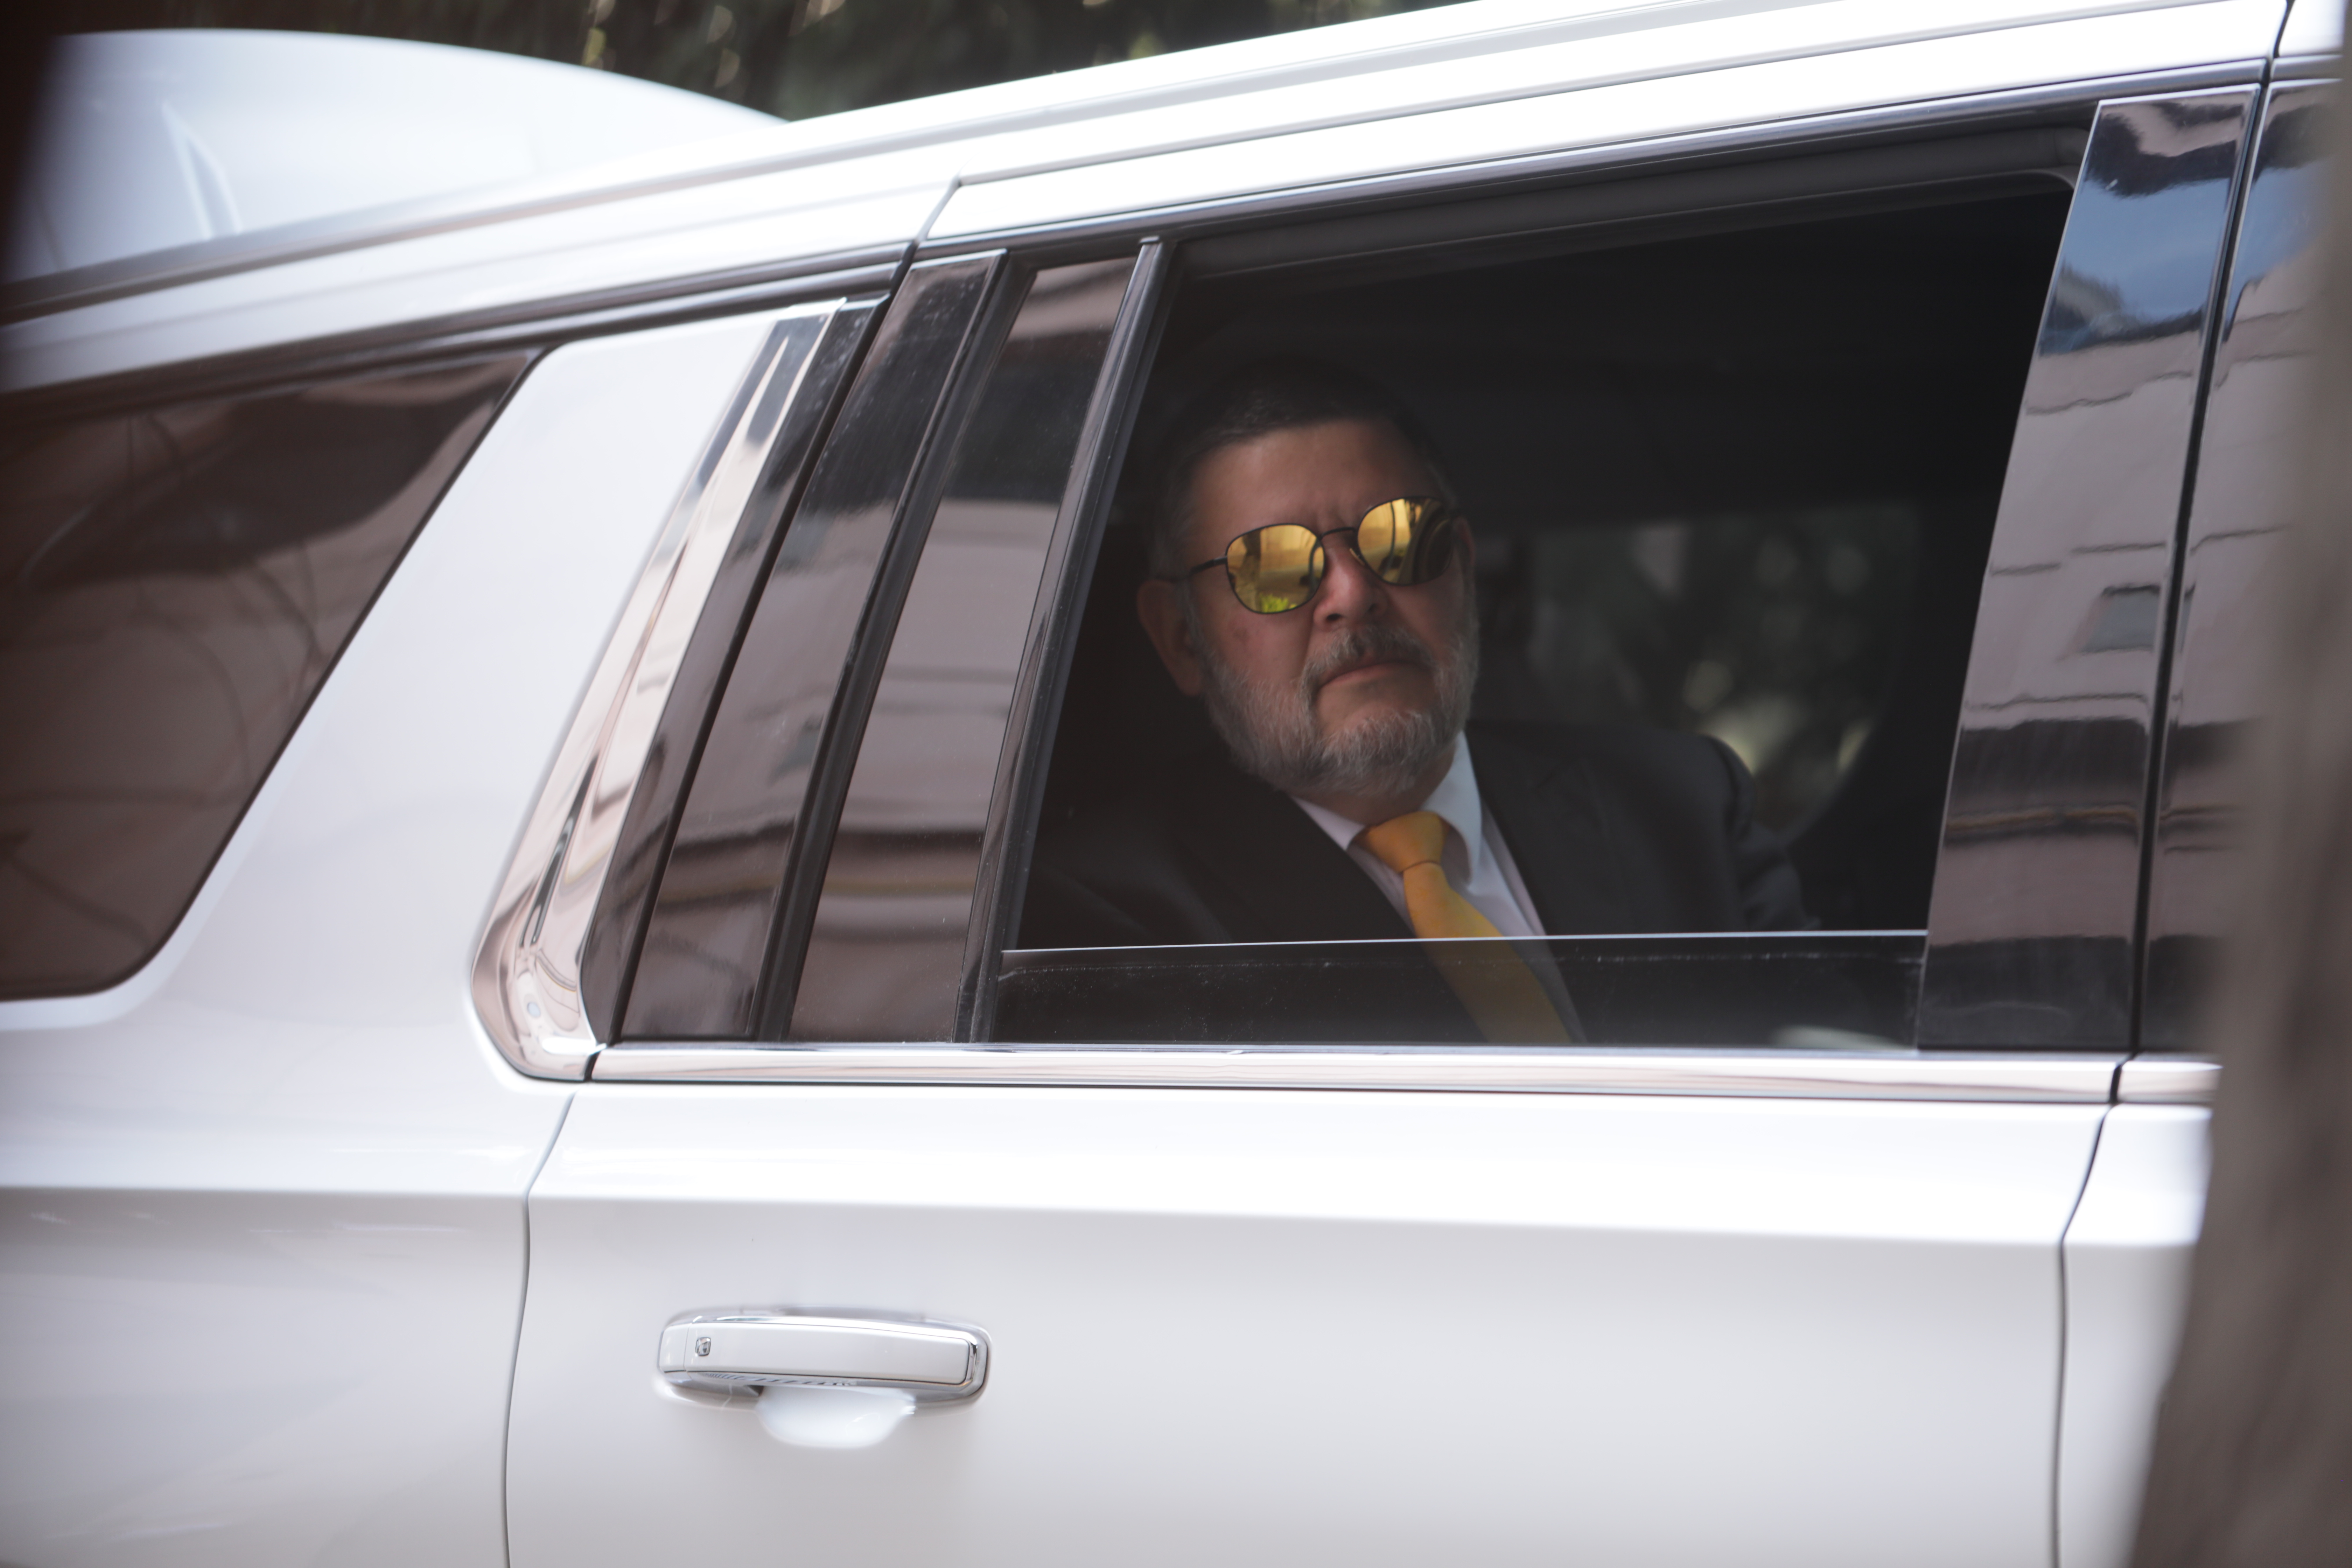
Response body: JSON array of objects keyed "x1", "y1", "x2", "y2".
[{"x1": 1288, "y1": 735, "x2": 1546, "y2": 936}]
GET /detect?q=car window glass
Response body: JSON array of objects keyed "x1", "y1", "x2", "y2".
[
  {"x1": 571, "y1": 300, "x2": 880, "y2": 1045},
  {"x1": 788, "y1": 259, "x2": 1136, "y2": 1042},
  {"x1": 620, "y1": 257, "x2": 1002, "y2": 1040},
  {"x1": 0, "y1": 356, "x2": 526, "y2": 999},
  {"x1": 1005, "y1": 189, "x2": 2071, "y2": 1047}
]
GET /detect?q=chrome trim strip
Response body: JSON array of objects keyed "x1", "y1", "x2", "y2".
[
  {"x1": 473, "y1": 300, "x2": 844, "y2": 1079},
  {"x1": 2117, "y1": 1056, "x2": 2218, "y2": 1104},
  {"x1": 916, "y1": 63, "x2": 2262, "y2": 257},
  {"x1": 589, "y1": 1044, "x2": 2123, "y2": 1101}
]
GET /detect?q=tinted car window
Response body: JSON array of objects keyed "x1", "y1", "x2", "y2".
[
  {"x1": 620, "y1": 258, "x2": 1003, "y2": 1040},
  {"x1": 789, "y1": 259, "x2": 1135, "y2": 1042},
  {"x1": 0, "y1": 356, "x2": 526, "y2": 997}
]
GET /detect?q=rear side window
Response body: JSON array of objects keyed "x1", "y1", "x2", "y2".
[
  {"x1": 788, "y1": 259, "x2": 1135, "y2": 1041},
  {"x1": 1004, "y1": 190, "x2": 2067, "y2": 1047},
  {"x1": 0, "y1": 356, "x2": 526, "y2": 997}
]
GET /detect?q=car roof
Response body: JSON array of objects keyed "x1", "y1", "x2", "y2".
[
  {"x1": 0, "y1": 0, "x2": 2300, "y2": 396},
  {"x1": 7, "y1": 29, "x2": 780, "y2": 289}
]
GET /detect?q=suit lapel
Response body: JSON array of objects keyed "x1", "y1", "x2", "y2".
[
  {"x1": 1166, "y1": 755, "x2": 1413, "y2": 943},
  {"x1": 1469, "y1": 726, "x2": 1634, "y2": 935}
]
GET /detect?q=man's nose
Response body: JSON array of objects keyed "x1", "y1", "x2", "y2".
[{"x1": 1315, "y1": 536, "x2": 1390, "y2": 622}]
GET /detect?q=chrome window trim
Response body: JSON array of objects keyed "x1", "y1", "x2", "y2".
[
  {"x1": 473, "y1": 299, "x2": 849, "y2": 1079},
  {"x1": 915, "y1": 63, "x2": 2261, "y2": 259},
  {"x1": 2116, "y1": 1055, "x2": 2219, "y2": 1103},
  {"x1": 588, "y1": 1043, "x2": 2123, "y2": 1102}
]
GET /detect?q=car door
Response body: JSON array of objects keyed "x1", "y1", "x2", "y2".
[{"x1": 497, "y1": 86, "x2": 2254, "y2": 1568}]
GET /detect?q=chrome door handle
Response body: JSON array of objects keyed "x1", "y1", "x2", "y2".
[{"x1": 658, "y1": 1310, "x2": 988, "y2": 1401}]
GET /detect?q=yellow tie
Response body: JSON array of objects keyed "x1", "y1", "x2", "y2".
[{"x1": 1358, "y1": 811, "x2": 1572, "y2": 1044}]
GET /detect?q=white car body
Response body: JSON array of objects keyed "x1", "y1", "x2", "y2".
[{"x1": 4, "y1": 4, "x2": 2321, "y2": 1563}]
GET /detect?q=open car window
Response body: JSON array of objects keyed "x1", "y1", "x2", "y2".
[{"x1": 999, "y1": 189, "x2": 2067, "y2": 1047}]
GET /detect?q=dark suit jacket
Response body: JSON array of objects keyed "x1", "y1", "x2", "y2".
[{"x1": 1019, "y1": 719, "x2": 1810, "y2": 950}]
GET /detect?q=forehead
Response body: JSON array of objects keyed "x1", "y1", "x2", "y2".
[{"x1": 1184, "y1": 418, "x2": 1430, "y2": 547}]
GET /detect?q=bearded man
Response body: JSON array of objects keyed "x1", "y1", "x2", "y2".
[{"x1": 1018, "y1": 360, "x2": 1808, "y2": 997}]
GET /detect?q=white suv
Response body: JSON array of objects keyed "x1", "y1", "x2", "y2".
[{"x1": 1, "y1": 5, "x2": 2326, "y2": 1564}]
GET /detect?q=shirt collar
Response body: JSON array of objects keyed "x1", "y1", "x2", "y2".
[{"x1": 1288, "y1": 733, "x2": 1483, "y2": 857}]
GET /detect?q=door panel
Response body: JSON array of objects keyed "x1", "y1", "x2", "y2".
[
  {"x1": 2056, "y1": 1104, "x2": 2210, "y2": 1568},
  {"x1": 504, "y1": 95, "x2": 2221, "y2": 1568},
  {"x1": 510, "y1": 1087, "x2": 2100, "y2": 1566}
]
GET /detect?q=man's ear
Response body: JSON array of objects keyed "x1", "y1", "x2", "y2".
[{"x1": 1136, "y1": 579, "x2": 1206, "y2": 697}]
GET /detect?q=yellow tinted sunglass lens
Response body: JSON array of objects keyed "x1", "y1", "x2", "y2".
[
  {"x1": 1357, "y1": 499, "x2": 1419, "y2": 581},
  {"x1": 1379, "y1": 498, "x2": 1457, "y2": 585},
  {"x1": 1229, "y1": 524, "x2": 1323, "y2": 612},
  {"x1": 1212, "y1": 504, "x2": 1452, "y2": 612}
]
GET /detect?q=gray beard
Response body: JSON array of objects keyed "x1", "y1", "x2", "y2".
[{"x1": 1193, "y1": 608, "x2": 1479, "y2": 802}]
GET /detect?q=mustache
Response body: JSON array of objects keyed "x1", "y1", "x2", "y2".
[{"x1": 1298, "y1": 624, "x2": 1437, "y2": 698}]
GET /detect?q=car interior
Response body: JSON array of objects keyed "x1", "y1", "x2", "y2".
[{"x1": 1028, "y1": 181, "x2": 2075, "y2": 948}]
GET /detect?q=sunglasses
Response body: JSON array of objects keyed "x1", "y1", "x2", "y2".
[{"x1": 1174, "y1": 497, "x2": 1463, "y2": 614}]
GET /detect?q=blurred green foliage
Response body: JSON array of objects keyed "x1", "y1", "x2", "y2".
[{"x1": 47, "y1": 0, "x2": 1451, "y2": 120}]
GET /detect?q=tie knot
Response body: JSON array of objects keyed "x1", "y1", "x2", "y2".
[{"x1": 1359, "y1": 810, "x2": 1448, "y2": 875}]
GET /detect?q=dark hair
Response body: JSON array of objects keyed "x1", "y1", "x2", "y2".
[{"x1": 1144, "y1": 358, "x2": 1456, "y2": 577}]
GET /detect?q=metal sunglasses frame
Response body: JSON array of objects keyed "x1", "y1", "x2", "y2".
[{"x1": 1171, "y1": 495, "x2": 1463, "y2": 612}]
